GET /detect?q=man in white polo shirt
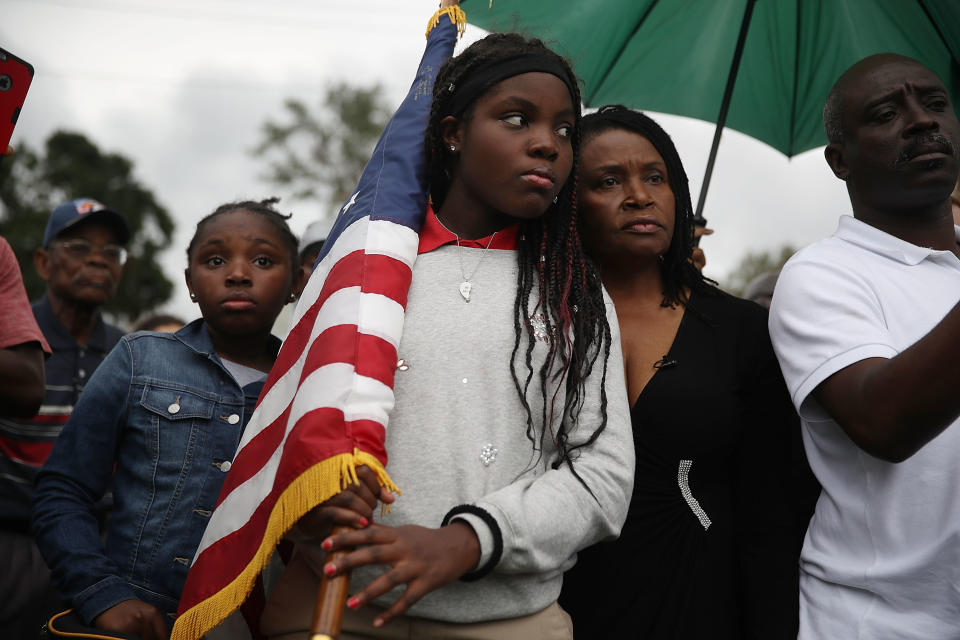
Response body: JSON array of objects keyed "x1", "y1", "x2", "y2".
[{"x1": 769, "y1": 53, "x2": 960, "y2": 639}]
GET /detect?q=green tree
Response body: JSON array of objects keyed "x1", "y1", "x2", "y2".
[
  {"x1": 724, "y1": 244, "x2": 796, "y2": 296},
  {"x1": 254, "y1": 82, "x2": 390, "y2": 213},
  {"x1": 0, "y1": 131, "x2": 175, "y2": 323}
]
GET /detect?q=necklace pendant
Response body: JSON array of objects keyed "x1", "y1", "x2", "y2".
[{"x1": 459, "y1": 280, "x2": 472, "y2": 302}]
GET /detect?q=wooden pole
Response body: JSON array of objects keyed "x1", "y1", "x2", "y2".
[{"x1": 309, "y1": 525, "x2": 351, "y2": 640}]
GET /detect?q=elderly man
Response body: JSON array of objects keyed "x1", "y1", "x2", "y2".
[
  {"x1": 0, "y1": 198, "x2": 129, "y2": 639},
  {"x1": 769, "y1": 54, "x2": 960, "y2": 639}
]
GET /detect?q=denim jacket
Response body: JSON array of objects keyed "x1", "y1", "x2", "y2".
[{"x1": 32, "y1": 319, "x2": 278, "y2": 630}]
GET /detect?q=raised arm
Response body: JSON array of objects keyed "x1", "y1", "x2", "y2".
[
  {"x1": 0, "y1": 237, "x2": 48, "y2": 417},
  {"x1": 813, "y1": 299, "x2": 960, "y2": 462}
]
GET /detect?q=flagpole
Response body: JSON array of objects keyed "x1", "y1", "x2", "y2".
[{"x1": 310, "y1": 525, "x2": 351, "y2": 640}]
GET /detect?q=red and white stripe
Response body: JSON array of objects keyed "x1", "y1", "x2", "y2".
[{"x1": 174, "y1": 214, "x2": 419, "y2": 637}]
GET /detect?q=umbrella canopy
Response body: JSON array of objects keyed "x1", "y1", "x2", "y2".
[{"x1": 464, "y1": 0, "x2": 960, "y2": 158}]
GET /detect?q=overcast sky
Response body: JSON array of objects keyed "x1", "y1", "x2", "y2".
[{"x1": 4, "y1": 0, "x2": 851, "y2": 327}]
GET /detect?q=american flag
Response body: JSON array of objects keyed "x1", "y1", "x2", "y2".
[{"x1": 171, "y1": 11, "x2": 462, "y2": 639}]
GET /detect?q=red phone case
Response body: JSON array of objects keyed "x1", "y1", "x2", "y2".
[{"x1": 0, "y1": 46, "x2": 34, "y2": 153}]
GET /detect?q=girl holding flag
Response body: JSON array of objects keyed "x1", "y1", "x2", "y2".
[
  {"x1": 259, "y1": 8, "x2": 635, "y2": 640},
  {"x1": 170, "y1": 5, "x2": 633, "y2": 640}
]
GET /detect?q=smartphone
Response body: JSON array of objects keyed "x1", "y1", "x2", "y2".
[{"x1": 0, "y1": 46, "x2": 34, "y2": 154}]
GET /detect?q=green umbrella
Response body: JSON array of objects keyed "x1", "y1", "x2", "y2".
[{"x1": 464, "y1": 0, "x2": 960, "y2": 218}]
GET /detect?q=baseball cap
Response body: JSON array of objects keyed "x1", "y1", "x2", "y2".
[{"x1": 43, "y1": 198, "x2": 131, "y2": 247}]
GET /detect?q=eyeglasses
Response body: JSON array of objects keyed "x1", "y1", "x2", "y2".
[{"x1": 55, "y1": 239, "x2": 128, "y2": 265}]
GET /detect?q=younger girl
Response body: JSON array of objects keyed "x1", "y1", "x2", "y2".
[
  {"x1": 33, "y1": 199, "x2": 304, "y2": 640},
  {"x1": 261, "y1": 29, "x2": 634, "y2": 640}
]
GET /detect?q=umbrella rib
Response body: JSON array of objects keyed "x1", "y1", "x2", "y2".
[{"x1": 586, "y1": 0, "x2": 662, "y2": 105}]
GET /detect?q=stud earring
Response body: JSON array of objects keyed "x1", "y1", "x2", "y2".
[
  {"x1": 449, "y1": 145, "x2": 456, "y2": 152},
  {"x1": 289, "y1": 293, "x2": 297, "y2": 302},
  {"x1": 189, "y1": 292, "x2": 197, "y2": 301}
]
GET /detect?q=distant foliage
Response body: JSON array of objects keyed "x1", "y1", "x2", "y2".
[
  {"x1": 253, "y1": 82, "x2": 390, "y2": 215},
  {"x1": 724, "y1": 244, "x2": 796, "y2": 296},
  {"x1": 0, "y1": 131, "x2": 175, "y2": 322}
]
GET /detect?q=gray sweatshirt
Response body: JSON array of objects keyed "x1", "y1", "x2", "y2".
[{"x1": 319, "y1": 246, "x2": 635, "y2": 622}]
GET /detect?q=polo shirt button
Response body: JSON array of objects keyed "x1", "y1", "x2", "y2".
[
  {"x1": 227, "y1": 414, "x2": 240, "y2": 425},
  {"x1": 219, "y1": 461, "x2": 232, "y2": 472},
  {"x1": 168, "y1": 403, "x2": 181, "y2": 414},
  {"x1": 78, "y1": 369, "x2": 86, "y2": 379}
]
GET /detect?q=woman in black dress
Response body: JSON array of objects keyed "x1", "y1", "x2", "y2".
[{"x1": 559, "y1": 106, "x2": 803, "y2": 639}]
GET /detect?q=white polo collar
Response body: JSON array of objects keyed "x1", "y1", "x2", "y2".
[{"x1": 834, "y1": 215, "x2": 960, "y2": 266}]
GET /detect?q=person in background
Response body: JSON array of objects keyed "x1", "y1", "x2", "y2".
[
  {"x1": 0, "y1": 236, "x2": 50, "y2": 417},
  {"x1": 298, "y1": 220, "x2": 327, "y2": 281},
  {"x1": 0, "y1": 235, "x2": 52, "y2": 640},
  {"x1": 559, "y1": 105, "x2": 800, "y2": 639},
  {"x1": 270, "y1": 219, "x2": 327, "y2": 338},
  {"x1": 131, "y1": 313, "x2": 186, "y2": 333},
  {"x1": 769, "y1": 53, "x2": 960, "y2": 639},
  {"x1": 33, "y1": 198, "x2": 305, "y2": 640},
  {"x1": 0, "y1": 198, "x2": 129, "y2": 640},
  {"x1": 742, "y1": 270, "x2": 780, "y2": 310},
  {"x1": 691, "y1": 219, "x2": 713, "y2": 272}
]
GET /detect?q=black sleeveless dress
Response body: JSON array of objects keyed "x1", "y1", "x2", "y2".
[{"x1": 560, "y1": 288, "x2": 808, "y2": 639}]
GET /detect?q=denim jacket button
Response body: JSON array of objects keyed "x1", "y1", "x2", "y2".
[
  {"x1": 168, "y1": 403, "x2": 181, "y2": 414},
  {"x1": 227, "y1": 413, "x2": 240, "y2": 425},
  {"x1": 219, "y1": 461, "x2": 232, "y2": 472}
]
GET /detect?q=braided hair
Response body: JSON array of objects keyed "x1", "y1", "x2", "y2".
[
  {"x1": 186, "y1": 197, "x2": 299, "y2": 272},
  {"x1": 426, "y1": 33, "x2": 612, "y2": 484},
  {"x1": 581, "y1": 105, "x2": 710, "y2": 307}
]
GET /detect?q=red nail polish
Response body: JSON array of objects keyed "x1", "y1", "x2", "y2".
[
  {"x1": 359, "y1": 517, "x2": 369, "y2": 527},
  {"x1": 324, "y1": 563, "x2": 336, "y2": 577},
  {"x1": 347, "y1": 597, "x2": 360, "y2": 609},
  {"x1": 322, "y1": 538, "x2": 332, "y2": 551}
]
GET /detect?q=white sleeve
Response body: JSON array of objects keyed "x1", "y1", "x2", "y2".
[
  {"x1": 768, "y1": 251, "x2": 898, "y2": 419},
  {"x1": 453, "y1": 294, "x2": 634, "y2": 577}
]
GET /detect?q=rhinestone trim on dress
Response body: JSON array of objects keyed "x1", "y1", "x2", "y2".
[{"x1": 678, "y1": 459, "x2": 712, "y2": 530}]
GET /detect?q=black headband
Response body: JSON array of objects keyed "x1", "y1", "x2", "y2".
[{"x1": 445, "y1": 53, "x2": 578, "y2": 117}]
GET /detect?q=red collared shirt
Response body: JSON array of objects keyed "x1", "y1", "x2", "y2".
[{"x1": 418, "y1": 205, "x2": 520, "y2": 254}]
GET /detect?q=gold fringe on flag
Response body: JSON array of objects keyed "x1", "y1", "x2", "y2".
[
  {"x1": 171, "y1": 450, "x2": 399, "y2": 640},
  {"x1": 425, "y1": 5, "x2": 466, "y2": 39}
]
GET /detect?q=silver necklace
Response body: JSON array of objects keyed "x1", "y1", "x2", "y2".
[{"x1": 454, "y1": 231, "x2": 497, "y2": 302}]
